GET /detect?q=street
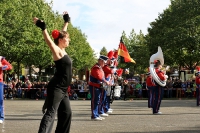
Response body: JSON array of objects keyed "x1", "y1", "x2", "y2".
[{"x1": 1, "y1": 99, "x2": 200, "y2": 133}]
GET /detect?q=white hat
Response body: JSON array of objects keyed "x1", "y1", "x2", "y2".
[{"x1": 99, "y1": 55, "x2": 108, "y2": 63}]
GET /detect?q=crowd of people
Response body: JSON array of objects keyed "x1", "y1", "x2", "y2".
[
  {"x1": 2, "y1": 77, "x2": 197, "y2": 101},
  {"x1": 122, "y1": 78, "x2": 197, "y2": 99},
  {"x1": 3, "y1": 79, "x2": 91, "y2": 100},
  {"x1": 3, "y1": 79, "x2": 48, "y2": 100}
]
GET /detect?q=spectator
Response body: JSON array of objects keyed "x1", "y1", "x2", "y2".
[
  {"x1": 22, "y1": 90, "x2": 25, "y2": 98},
  {"x1": 17, "y1": 87, "x2": 22, "y2": 98},
  {"x1": 15, "y1": 79, "x2": 22, "y2": 89},
  {"x1": 135, "y1": 82, "x2": 142, "y2": 98},
  {"x1": 43, "y1": 88, "x2": 47, "y2": 99},
  {"x1": 87, "y1": 91, "x2": 91, "y2": 100},
  {"x1": 166, "y1": 79, "x2": 173, "y2": 98},
  {"x1": 181, "y1": 81, "x2": 187, "y2": 97},
  {"x1": 8, "y1": 91, "x2": 13, "y2": 100},
  {"x1": 186, "y1": 80, "x2": 193, "y2": 98},
  {"x1": 73, "y1": 92, "x2": 78, "y2": 100},
  {"x1": 4, "y1": 89, "x2": 8, "y2": 100},
  {"x1": 193, "y1": 81, "x2": 196, "y2": 97},
  {"x1": 35, "y1": 89, "x2": 42, "y2": 100},
  {"x1": 12, "y1": 91, "x2": 17, "y2": 99}
]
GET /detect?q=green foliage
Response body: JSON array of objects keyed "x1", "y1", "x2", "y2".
[
  {"x1": 0, "y1": 0, "x2": 96, "y2": 78},
  {"x1": 100, "y1": 47, "x2": 108, "y2": 56},
  {"x1": 147, "y1": 0, "x2": 200, "y2": 70}
]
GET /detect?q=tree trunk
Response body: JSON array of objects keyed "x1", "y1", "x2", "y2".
[
  {"x1": 17, "y1": 61, "x2": 20, "y2": 81},
  {"x1": 28, "y1": 65, "x2": 32, "y2": 81}
]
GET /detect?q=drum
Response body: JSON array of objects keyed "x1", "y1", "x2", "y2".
[
  {"x1": 114, "y1": 86, "x2": 121, "y2": 98},
  {"x1": 106, "y1": 86, "x2": 111, "y2": 96}
]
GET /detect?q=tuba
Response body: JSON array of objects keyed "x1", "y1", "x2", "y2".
[{"x1": 149, "y1": 46, "x2": 167, "y2": 87}]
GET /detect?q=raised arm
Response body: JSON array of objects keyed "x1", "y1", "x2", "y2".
[
  {"x1": 62, "y1": 11, "x2": 70, "y2": 31},
  {"x1": 33, "y1": 17, "x2": 59, "y2": 55}
]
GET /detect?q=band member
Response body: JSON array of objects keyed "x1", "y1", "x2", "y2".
[
  {"x1": 195, "y1": 66, "x2": 200, "y2": 106},
  {"x1": 109, "y1": 51, "x2": 119, "y2": 104},
  {"x1": 0, "y1": 56, "x2": 12, "y2": 124},
  {"x1": 101, "y1": 51, "x2": 115, "y2": 114},
  {"x1": 89, "y1": 55, "x2": 109, "y2": 121},
  {"x1": 146, "y1": 72, "x2": 155, "y2": 108},
  {"x1": 151, "y1": 60, "x2": 167, "y2": 114}
]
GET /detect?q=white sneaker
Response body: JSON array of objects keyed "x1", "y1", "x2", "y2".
[
  {"x1": 99, "y1": 116, "x2": 105, "y2": 120},
  {"x1": 154, "y1": 112, "x2": 162, "y2": 115},
  {"x1": 0, "y1": 120, "x2": 3, "y2": 124},
  {"x1": 106, "y1": 110, "x2": 112, "y2": 114},
  {"x1": 108, "y1": 108, "x2": 113, "y2": 111},
  {"x1": 92, "y1": 117, "x2": 102, "y2": 121},
  {"x1": 100, "y1": 113, "x2": 109, "y2": 117}
]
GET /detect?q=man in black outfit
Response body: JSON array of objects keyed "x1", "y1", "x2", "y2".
[{"x1": 123, "y1": 80, "x2": 128, "y2": 101}]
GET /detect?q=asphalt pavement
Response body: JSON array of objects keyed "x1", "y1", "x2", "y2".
[{"x1": 1, "y1": 99, "x2": 200, "y2": 133}]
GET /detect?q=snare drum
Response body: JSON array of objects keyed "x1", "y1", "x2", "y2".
[{"x1": 114, "y1": 86, "x2": 121, "y2": 98}]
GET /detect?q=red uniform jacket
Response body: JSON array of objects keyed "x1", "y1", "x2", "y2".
[
  {"x1": 0, "y1": 58, "x2": 12, "y2": 82},
  {"x1": 90, "y1": 63, "x2": 105, "y2": 83},
  {"x1": 102, "y1": 64, "x2": 114, "y2": 79},
  {"x1": 146, "y1": 75, "x2": 156, "y2": 87},
  {"x1": 155, "y1": 68, "x2": 166, "y2": 81}
]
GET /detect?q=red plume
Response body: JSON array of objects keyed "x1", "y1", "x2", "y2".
[
  {"x1": 116, "y1": 68, "x2": 123, "y2": 76},
  {"x1": 52, "y1": 29, "x2": 60, "y2": 39},
  {"x1": 107, "y1": 51, "x2": 114, "y2": 59},
  {"x1": 196, "y1": 66, "x2": 200, "y2": 71},
  {"x1": 113, "y1": 50, "x2": 118, "y2": 59},
  {"x1": 154, "y1": 60, "x2": 158, "y2": 64}
]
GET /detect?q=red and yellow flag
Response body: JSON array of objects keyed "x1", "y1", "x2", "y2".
[{"x1": 118, "y1": 40, "x2": 136, "y2": 63}]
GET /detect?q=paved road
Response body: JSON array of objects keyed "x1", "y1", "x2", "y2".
[{"x1": 0, "y1": 99, "x2": 200, "y2": 133}]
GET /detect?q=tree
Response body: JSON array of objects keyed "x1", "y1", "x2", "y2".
[
  {"x1": 147, "y1": 0, "x2": 200, "y2": 71},
  {"x1": 0, "y1": 0, "x2": 52, "y2": 80},
  {"x1": 0, "y1": 0, "x2": 97, "y2": 79},
  {"x1": 100, "y1": 47, "x2": 108, "y2": 56}
]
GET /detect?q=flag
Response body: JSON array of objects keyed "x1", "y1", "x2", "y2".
[{"x1": 117, "y1": 38, "x2": 136, "y2": 63}]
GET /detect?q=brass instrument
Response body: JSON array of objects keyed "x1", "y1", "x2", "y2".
[{"x1": 149, "y1": 46, "x2": 167, "y2": 87}]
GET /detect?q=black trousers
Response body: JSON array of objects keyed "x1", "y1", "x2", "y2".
[{"x1": 38, "y1": 87, "x2": 72, "y2": 133}]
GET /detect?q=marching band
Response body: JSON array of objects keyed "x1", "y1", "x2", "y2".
[{"x1": 89, "y1": 50, "x2": 123, "y2": 120}]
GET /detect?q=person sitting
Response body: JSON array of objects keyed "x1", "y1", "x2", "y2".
[
  {"x1": 73, "y1": 92, "x2": 78, "y2": 100},
  {"x1": 8, "y1": 91, "x2": 13, "y2": 100},
  {"x1": 68, "y1": 89, "x2": 74, "y2": 100},
  {"x1": 4, "y1": 89, "x2": 8, "y2": 100},
  {"x1": 12, "y1": 91, "x2": 17, "y2": 99},
  {"x1": 186, "y1": 86, "x2": 192, "y2": 98},
  {"x1": 35, "y1": 89, "x2": 42, "y2": 100},
  {"x1": 135, "y1": 82, "x2": 142, "y2": 98},
  {"x1": 87, "y1": 91, "x2": 91, "y2": 100}
]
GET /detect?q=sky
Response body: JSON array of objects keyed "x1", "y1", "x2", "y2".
[{"x1": 45, "y1": 0, "x2": 171, "y2": 56}]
